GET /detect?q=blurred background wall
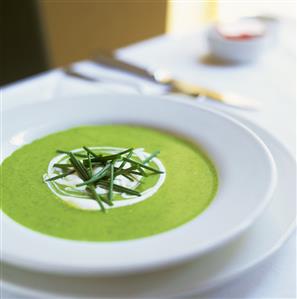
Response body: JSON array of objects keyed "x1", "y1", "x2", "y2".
[
  {"x1": 39, "y1": 1, "x2": 167, "y2": 67},
  {"x1": 1, "y1": 0, "x2": 295, "y2": 85},
  {"x1": 2, "y1": 0, "x2": 168, "y2": 85},
  {"x1": 1, "y1": 0, "x2": 48, "y2": 85}
]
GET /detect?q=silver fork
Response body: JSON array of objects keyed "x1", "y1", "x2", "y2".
[{"x1": 62, "y1": 66, "x2": 144, "y2": 93}]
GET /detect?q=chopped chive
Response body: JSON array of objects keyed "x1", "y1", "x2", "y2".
[
  {"x1": 114, "y1": 166, "x2": 137, "y2": 177},
  {"x1": 82, "y1": 160, "x2": 103, "y2": 167},
  {"x1": 122, "y1": 173, "x2": 134, "y2": 182},
  {"x1": 136, "y1": 166, "x2": 147, "y2": 176},
  {"x1": 68, "y1": 152, "x2": 90, "y2": 181},
  {"x1": 130, "y1": 170, "x2": 146, "y2": 176},
  {"x1": 90, "y1": 156, "x2": 117, "y2": 163},
  {"x1": 101, "y1": 196, "x2": 114, "y2": 206},
  {"x1": 83, "y1": 146, "x2": 98, "y2": 158},
  {"x1": 108, "y1": 162, "x2": 114, "y2": 202},
  {"x1": 57, "y1": 150, "x2": 70, "y2": 154},
  {"x1": 53, "y1": 163, "x2": 73, "y2": 169},
  {"x1": 117, "y1": 149, "x2": 134, "y2": 171},
  {"x1": 123, "y1": 158, "x2": 163, "y2": 174},
  {"x1": 93, "y1": 192, "x2": 113, "y2": 206},
  {"x1": 46, "y1": 169, "x2": 75, "y2": 181},
  {"x1": 114, "y1": 166, "x2": 145, "y2": 178},
  {"x1": 92, "y1": 148, "x2": 133, "y2": 163},
  {"x1": 87, "y1": 153, "x2": 93, "y2": 177},
  {"x1": 76, "y1": 163, "x2": 110, "y2": 186},
  {"x1": 98, "y1": 181, "x2": 141, "y2": 196},
  {"x1": 87, "y1": 186, "x2": 105, "y2": 212},
  {"x1": 113, "y1": 148, "x2": 134, "y2": 156},
  {"x1": 142, "y1": 150, "x2": 160, "y2": 164},
  {"x1": 57, "y1": 150, "x2": 87, "y2": 158}
]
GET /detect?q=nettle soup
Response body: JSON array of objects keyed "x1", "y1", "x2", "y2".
[{"x1": 1, "y1": 125, "x2": 218, "y2": 241}]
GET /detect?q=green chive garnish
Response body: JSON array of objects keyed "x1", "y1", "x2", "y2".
[
  {"x1": 122, "y1": 173, "x2": 134, "y2": 182},
  {"x1": 115, "y1": 166, "x2": 137, "y2": 176},
  {"x1": 87, "y1": 186, "x2": 105, "y2": 212},
  {"x1": 83, "y1": 146, "x2": 98, "y2": 158},
  {"x1": 76, "y1": 163, "x2": 110, "y2": 187},
  {"x1": 123, "y1": 158, "x2": 163, "y2": 174},
  {"x1": 117, "y1": 149, "x2": 134, "y2": 171},
  {"x1": 135, "y1": 166, "x2": 147, "y2": 176},
  {"x1": 92, "y1": 148, "x2": 133, "y2": 163},
  {"x1": 87, "y1": 153, "x2": 93, "y2": 177},
  {"x1": 142, "y1": 150, "x2": 160, "y2": 164},
  {"x1": 57, "y1": 150, "x2": 87, "y2": 158},
  {"x1": 130, "y1": 170, "x2": 146, "y2": 176},
  {"x1": 67, "y1": 152, "x2": 109, "y2": 211},
  {"x1": 53, "y1": 163, "x2": 73, "y2": 169},
  {"x1": 108, "y1": 162, "x2": 114, "y2": 202},
  {"x1": 46, "y1": 147, "x2": 163, "y2": 212},
  {"x1": 46, "y1": 169, "x2": 75, "y2": 181},
  {"x1": 97, "y1": 181, "x2": 141, "y2": 196},
  {"x1": 68, "y1": 152, "x2": 89, "y2": 181}
]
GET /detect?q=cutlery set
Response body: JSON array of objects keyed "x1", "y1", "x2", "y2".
[{"x1": 63, "y1": 52, "x2": 258, "y2": 110}]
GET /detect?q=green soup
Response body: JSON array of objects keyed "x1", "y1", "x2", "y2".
[{"x1": 1, "y1": 125, "x2": 218, "y2": 241}]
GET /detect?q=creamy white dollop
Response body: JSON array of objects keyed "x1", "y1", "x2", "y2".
[{"x1": 43, "y1": 147, "x2": 166, "y2": 210}]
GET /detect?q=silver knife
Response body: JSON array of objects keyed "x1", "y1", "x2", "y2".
[{"x1": 91, "y1": 53, "x2": 259, "y2": 109}]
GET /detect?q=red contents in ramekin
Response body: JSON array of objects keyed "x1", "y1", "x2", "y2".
[{"x1": 216, "y1": 19, "x2": 266, "y2": 41}]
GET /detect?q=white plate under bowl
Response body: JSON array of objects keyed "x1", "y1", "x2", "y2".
[
  {"x1": 2, "y1": 115, "x2": 295, "y2": 299},
  {"x1": 1, "y1": 94, "x2": 276, "y2": 275}
]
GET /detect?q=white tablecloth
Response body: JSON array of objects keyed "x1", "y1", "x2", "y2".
[{"x1": 2, "y1": 20, "x2": 296, "y2": 299}]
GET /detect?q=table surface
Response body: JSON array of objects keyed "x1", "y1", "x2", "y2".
[{"x1": 2, "y1": 20, "x2": 296, "y2": 299}]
